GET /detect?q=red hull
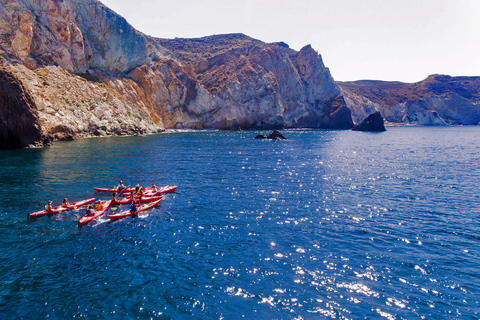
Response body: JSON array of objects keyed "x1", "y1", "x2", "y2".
[
  {"x1": 94, "y1": 185, "x2": 177, "y2": 196},
  {"x1": 112, "y1": 195, "x2": 162, "y2": 205},
  {"x1": 94, "y1": 187, "x2": 135, "y2": 193},
  {"x1": 142, "y1": 185, "x2": 178, "y2": 197},
  {"x1": 78, "y1": 200, "x2": 112, "y2": 225},
  {"x1": 107, "y1": 199, "x2": 162, "y2": 220},
  {"x1": 29, "y1": 198, "x2": 96, "y2": 217}
]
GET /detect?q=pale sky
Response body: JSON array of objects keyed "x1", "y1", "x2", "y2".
[{"x1": 99, "y1": 0, "x2": 480, "y2": 83}]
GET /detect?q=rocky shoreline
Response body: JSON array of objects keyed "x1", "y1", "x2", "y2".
[{"x1": 0, "y1": 0, "x2": 478, "y2": 149}]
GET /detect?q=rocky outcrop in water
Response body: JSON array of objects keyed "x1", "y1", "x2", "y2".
[
  {"x1": 352, "y1": 111, "x2": 386, "y2": 132},
  {"x1": 267, "y1": 130, "x2": 287, "y2": 140},
  {"x1": 338, "y1": 75, "x2": 480, "y2": 125},
  {"x1": 255, "y1": 129, "x2": 287, "y2": 140}
]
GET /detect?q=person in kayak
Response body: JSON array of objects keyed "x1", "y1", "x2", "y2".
[
  {"x1": 134, "y1": 184, "x2": 143, "y2": 199},
  {"x1": 130, "y1": 201, "x2": 138, "y2": 215},
  {"x1": 151, "y1": 183, "x2": 158, "y2": 192},
  {"x1": 117, "y1": 181, "x2": 126, "y2": 192},
  {"x1": 45, "y1": 200, "x2": 53, "y2": 212},
  {"x1": 111, "y1": 191, "x2": 118, "y2": 202},
  {"x1": 62, "y1": 198, "x2": 70, "y2": 207},
  {"x1": 94, "y1": 200, "x2": 102, "y2": 210},
  {"x1": 85, "y1": 205, "x2": 94, "y2": 216}
]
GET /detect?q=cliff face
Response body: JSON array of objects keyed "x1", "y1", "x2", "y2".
[
  {"x1": 338, "y1": 75, "x2": 480, "y2": 125},
  {"x1": 0, "y1": 64, "x2": 49, "y2": 149},
  {"x1": 0, "y1": 0, "x2": 174, "y2": 73},
  {"x1": 0, "y1": 0, "x2": 351, "y2": 149},
  {"x1": 156, "y1": 35, "x2": 353, "y2": 129}
]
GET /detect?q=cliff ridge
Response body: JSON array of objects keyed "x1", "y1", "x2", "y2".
[{"x1": 0, "y1": 0, "x2": 353, "y2": 148}]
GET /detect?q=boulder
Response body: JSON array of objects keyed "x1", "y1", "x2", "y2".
[
  {"x1": 352, "y1": 111, "x2": 386, "y2": 132},
  {"x1": 266, "y1": 130, "x2": 287, "y2": 140}
]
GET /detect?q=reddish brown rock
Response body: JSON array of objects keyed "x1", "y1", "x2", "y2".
[{"x1": 0, "y1": 0, "x2": 355, "y2": 150}]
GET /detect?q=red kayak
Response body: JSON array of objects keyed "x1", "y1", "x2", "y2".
[
  {"x1": 112, "y1": 195, "x2": 162, "y2": 205},
  {"x1": 94, "y1": 185, "x2": 177, "y2": 195},
  {"x1": 141, "y1": 185, "x2": 178, "y2": 197},
  {"x1": 29, "y1": 198, "x2": 96, "y2": 217},
  {"x1": 107, "y1": 198, "x2": 162, "y2": 220},
  {"x1": 93, "y1": 187, "x2": 134, "y2": 193},
  {"x1": 78, "y1": 200, "x2": 112, "y2": 226},
  {"x1": 154, "y1": 185, "x2": 177, "y2": 194}
]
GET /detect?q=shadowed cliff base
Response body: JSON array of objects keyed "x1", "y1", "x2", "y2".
[{"x1": 0, "y1": 68, "x2": 51, "y2": 149}]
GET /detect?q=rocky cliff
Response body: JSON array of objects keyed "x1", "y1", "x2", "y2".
[
  {"x1": 0, "y1": 0, "x2": 352, "y2": 149},
  {"x1": 0, "y1": 63, "x2": 50, "y2": 149},
  {"x1": 156, "y1": 34, "x2": 353, "y2": 129},
  {"x1": 338, "y1": 75, "x2": 480, "y2": 125}
]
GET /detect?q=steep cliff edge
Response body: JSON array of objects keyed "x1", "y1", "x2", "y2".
[
  {"x1": 0, "y1": 64, "x2": 50, "y2": 149},
  {"x1": 156, "y1": 34, "x2": 353, "y2": 129},
  {"x1": 338, "y1": 75, "x2": 480, "y2": 125},
  {"x1": 0, "y1": 0, "x2": 174, "y2": 73},
  {"x1": 0, "y1": 0, "x2": 353, "y2": 149}
]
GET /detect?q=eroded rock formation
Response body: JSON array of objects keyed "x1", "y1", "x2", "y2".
[
  {"x1": 0, "y1": 0, "x2": 355, "y2": 148},
  {"x1": 352, "y1": 111, "x2": 386, "y2": 132},
  {"x1": 0, "y1": 65, "x2": 50, "y2": 149},
  {"x1": 338, "y1": 75, "x2": 480, "y2": 125},
  {"x1": 157, "y1": 35, "x2": 354, "y2": 130}
]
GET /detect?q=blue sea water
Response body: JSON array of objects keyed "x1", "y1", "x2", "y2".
[{"x1": 0, "y1": 127, "x2": 479, "y2": 319}]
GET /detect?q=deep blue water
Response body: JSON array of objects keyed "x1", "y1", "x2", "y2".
[{"x1": 0, "y1": 127, "x2": 479, "y2": 319}]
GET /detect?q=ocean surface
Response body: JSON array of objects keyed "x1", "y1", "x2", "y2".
[{"x1": 0, "y1": 127, "x2": 479, "y2": 319}]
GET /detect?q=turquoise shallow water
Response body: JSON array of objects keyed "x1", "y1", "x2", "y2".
[{"x1": 0, "y1": 127, "x2": 479, "y2": 319}]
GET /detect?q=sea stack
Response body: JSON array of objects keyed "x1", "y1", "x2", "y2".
[
  {"x1": 255, "y1": 130, "x2": 287, "y2": 140},
  {"x1": 352, "y1": 111, "x2": 386, "y2": 132}
]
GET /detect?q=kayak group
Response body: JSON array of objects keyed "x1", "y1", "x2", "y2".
[{"x1": 28, "y1": 181, "x2": 177, "y2": 226}]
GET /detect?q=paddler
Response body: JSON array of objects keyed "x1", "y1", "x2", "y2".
[
  {"x1": 117, "y1": 181, "x2": 126, "y2": 192},
  {"x1": 130, "y1": 201, "x2": 138, "y2": 215},
  {"x1": 45, "y1": 200, "x2": 53, "y2": 212},
  {"x1": 111, "y1": 191, "x2": 118, "y2": 202},
  {"x1": 135, "y1": 184, "x2": 143, "y2": 198},
  {"x1": 94, "y1": 200, "x2": 102, "y2": 210},
  {"x1": 151, "y1": 183, "x2": 158, "y2": 192},
  {"x1": 85, "y1": 205, "x2": 94, "y2": 216},
  {"x1": 62, "y1": 198, "x2": 70, "y2": 208}
]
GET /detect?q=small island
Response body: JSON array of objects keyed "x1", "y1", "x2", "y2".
[
  {"x1": 255, "y1": 130, "x2": 288, "y2": 140},
  {"x1": 352, "y1": 112, "x2": 387, "y2": 132}
]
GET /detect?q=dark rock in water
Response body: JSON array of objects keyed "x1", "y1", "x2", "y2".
[
  {"x1": 254, "y1": 130, "x2": 287, "y2": 140},
  {"x1": 352, "y1": 111, "x2": 386, "y2": 132},
  {"x1": 266, "y1": 130, "x2": 287, "y2": 140}
]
